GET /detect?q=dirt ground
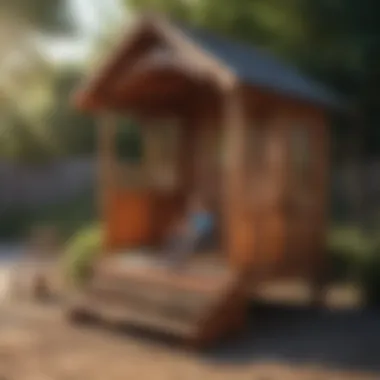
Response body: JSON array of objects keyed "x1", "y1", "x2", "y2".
[
  {"x1": 1, "y1": 251, "x2": 380, "y2": 380},
  {"x1": 1, "y1": 300, "x2": 379, "y2": 380}
]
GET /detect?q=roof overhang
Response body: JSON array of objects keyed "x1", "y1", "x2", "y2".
[{"x1": 73, "y1": 15, "x2": 236, "y2": 113}]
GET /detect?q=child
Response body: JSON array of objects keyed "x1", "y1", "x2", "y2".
[{"x1": 163, "y1": 196, "x2": 215, "y2": 270}]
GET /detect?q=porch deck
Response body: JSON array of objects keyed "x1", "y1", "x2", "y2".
[
  {"x1": 68, "y1": 249, "x2": 239, "y2": 341},
  {"x1": 95, "y1": 249, "x2": 231, "y2": 291}
]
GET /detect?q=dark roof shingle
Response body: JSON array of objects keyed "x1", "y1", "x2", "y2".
[{"x1": 177, "y1": 24, "x2": 343, "y2": 110}]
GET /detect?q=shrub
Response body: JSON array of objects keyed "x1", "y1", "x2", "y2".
[
  {"x1": 328, "y1": 225, "x2": 380, "y2": 307},
  {"x1": 360, "y1": 242, "x2": 380, "y2": 308},
  {"x1": 327, "y1": 226, "x2": 371, "y2": 281},
  {"x1": 63, "y1": 223, "x2": 103, "y2": 288}
]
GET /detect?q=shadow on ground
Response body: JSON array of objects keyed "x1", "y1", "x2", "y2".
[
  {"x1": 202, "y1": 303, "x2": 380, "y2": 373},
  {"x1": 94, "y1": 302, "x2": 380, "y2": 374}
]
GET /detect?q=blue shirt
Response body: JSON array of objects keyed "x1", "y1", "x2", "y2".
[{"x1": 190, "y1": 212, "x2": 214, "y2": 236}]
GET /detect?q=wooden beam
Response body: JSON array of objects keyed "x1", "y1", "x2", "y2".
[
  {"x1": 265, "y1": 107, "x2": 290, "y2": 271},
  {"x1": 193, "y1": 111, "x2": 216, "y2": 202},
  {"x1": 114, "y1": 48, "x2": 206, "y2": 97},
  {"x1": 222, "y1": 84, "x2": 253, "y2": 270},
  {"x1": 177, "y1": 112, "x2": 197, "y2": 194},
  {"x1": 310, "y1": 112, "x2": 330, "y2": 283},
  {"x1": 77, "y1": 21, "x2": 158, "y2": 103},
  {"x1": 97, "y1": 113, "x2": 118, "y2": 223},
  {"x1": 155, "y1": 16, "x2": 235, "y2": 89}
]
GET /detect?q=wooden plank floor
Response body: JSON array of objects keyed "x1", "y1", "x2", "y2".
[
  {"x1": 96, "y1": 250, "x2": 231, "y2": 293},
  {"x1": 68, "y1": 251, "x2": 237, "y2": 340}
]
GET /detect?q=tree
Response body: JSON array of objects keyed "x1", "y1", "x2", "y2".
[
  {"x1": 126, "y1": 0, "x2": 313, "y2": 59},
  {"x1": 0, "y1": 0, "x2": 77, "y2": 162},
  {"x1": 0, "y1": 43, "x2": 60, "y2": 162},
  {"x1": 0, "y1": 0, "x2": 74, "y2": 35},
  {"x1": 49, "y1": 69, "x2": 96, "y2": 156}
]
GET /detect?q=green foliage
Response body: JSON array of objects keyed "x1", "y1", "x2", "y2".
[
  {"x1": 127, "y1": 0, "x2": 312, "y2": 57},
  {"x1": 2, "y1": 0, "x2": 74, "y2": 34},
  {"x1": 49, "y1": 70, "x2": 96, "y2": 156},
  {"x1": 327, "y1": 226, "x2": 375, "y2": 281},
  {"x1": 0, "y1": 0, "x2": 76, "y2": 163},
  {"x1": 0, "y1": 112, "x2": 58, "y2": 164},
  {"x1": 328, "y1": 225, "x2": 380, "y2": 306},
  {"x1": 62, "y1": 223, "x2": 102, "y2": 288},
  {"x1": 361, "y1": 244, "x2": 380, "y2": 308},
  {"x1": 0, "y1": 32, "x2": 60, "y2": 162}
]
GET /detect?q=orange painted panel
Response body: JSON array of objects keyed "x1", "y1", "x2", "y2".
[
  {"x1": 105, "y1": 189, "x2": 154, "y2": 250},
  {"x1": 103, "y1": 189, "x2": 187, "y2": 251}
]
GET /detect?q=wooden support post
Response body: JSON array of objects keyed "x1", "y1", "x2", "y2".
[
  {"x1": 194, "y1": 112, "x2": 215, "y2": 201},
  {"x1": 178, "y1": 114, "x2": 197, "y2": 194},
  {"x1": 310, "y1": 116, "x2": 330, "y2": 307},
  {"x1": 97, "y1": 113, "x2": 117, "y2": 234},
  {"x1": 222, "y1": 84, "x2": 252, "y2": 270},
  {"x1": 266, "y1": 110, "x2": 290, "y2": 272}
]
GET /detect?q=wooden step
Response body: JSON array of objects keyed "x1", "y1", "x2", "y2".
[
  {"x1": 91, "y1": 274, "x2": 224, "y2": 300},
  {"x1": 66, "y1": 258, "x2": 247, "y2": 347},
  {"x1": 95, "y1": 259, "x2": 233, "y2": 295},
  {"x1": 88, "y1": 263, "x2": 235, "y2": 319},
  {"x1": 86, "y1": 270, "x2": 231, "y2": 322},
  {"x1": 69, "y1": 293, "x2": 194, "y2": 337},
  {"x1": 87, "y1": 282, "x2": 210, "y2": 322},
  {"x1": 67, "y1": 271, "x2": 235, "y2": 340},
  {"x1": 91, "y1": 274, "x2": 224, "y2": 303}
]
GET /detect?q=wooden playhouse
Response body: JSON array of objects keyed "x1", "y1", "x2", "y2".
[{"x1": 69, "y1": 14, "x2": 341, "y2": 347}]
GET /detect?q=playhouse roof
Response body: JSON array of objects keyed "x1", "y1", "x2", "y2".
[
  {"x1": 175, "y1": 23, "x2": 342, "y2": 110},
  {"x1": 76, "y1": 15, "x2": 344, "y2": 112}
]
